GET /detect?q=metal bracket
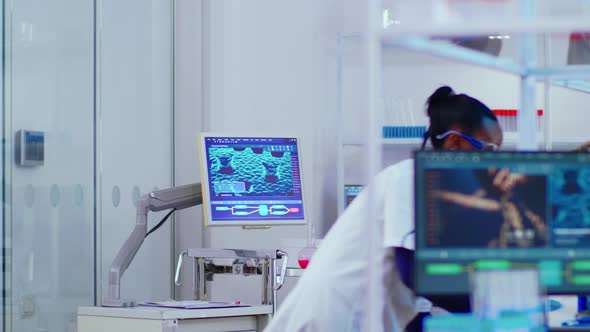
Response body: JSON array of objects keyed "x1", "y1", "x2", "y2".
[
  {"x1": 275, "y1": 250, "x2": 288, "y2": 290},
  {"x1": 174, "y1": 250, "x2": 188, "y2": 286}
]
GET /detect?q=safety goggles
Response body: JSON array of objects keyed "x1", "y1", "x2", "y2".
[{"x1": 435, "y1": 130, "x2": 499, "y2": 151}]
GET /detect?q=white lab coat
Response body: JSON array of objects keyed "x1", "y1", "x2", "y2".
[{"x1": 264, "y1": 159, "x2": 417, "y2": 332}]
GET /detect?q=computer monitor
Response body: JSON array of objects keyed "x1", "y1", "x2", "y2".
[
  {"x1": 198, "y1": 134, "x2": 306, "y2": 226},
  {"x1": 344, "y1": 185, "x2": 364, "y2": 207},
  {"x1": 414, "y1": 150, "x2": 590, "y2": 295}
]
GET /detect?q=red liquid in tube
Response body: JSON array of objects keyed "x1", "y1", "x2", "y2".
[{"x1": 298, "y1": 259, "x2": 310, "y2": 269}]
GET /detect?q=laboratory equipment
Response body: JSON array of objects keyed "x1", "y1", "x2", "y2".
[
  {"x1": 174, "y1": 248, "x2": 289, "y2": 314},
  {"x1": 414, "y1": 151, "x2": 590, "y2": 295},
  {"x1": 297, "y1": 246, "x2": 316, "y2": 269},
  {"x1": 198, "y1": 134, "x2": 307, "y2": 226},
  {"x1": 104, "y1": 183, "x2": 203, "y2": 307}
]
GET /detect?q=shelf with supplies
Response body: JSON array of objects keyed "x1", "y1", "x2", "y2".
[
  {"x1": 342, "y1": 138, "x2": 423, "y2": 147},
  {"x1": 338, "y1": 1, "x2": 590, "y2": 329},
  {"x1": 341, "y1": 33, "x2": 590, "y2": 96},
  {"x1": 343, "y1": 133, "x2": 585, "y2": 151},
  {"x1": 380, "y1": 35, "x2": 590, "y2": 94}
]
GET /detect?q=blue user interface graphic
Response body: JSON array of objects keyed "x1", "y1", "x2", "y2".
[{"x1": 204, "y1": 137, "x2": 305, "y2": 222}]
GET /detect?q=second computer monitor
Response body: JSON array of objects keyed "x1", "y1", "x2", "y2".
[
  {"x1": 198, "y1": 134, "x2": 306, "y2": 226},
  {"x1": 344, "y1": 185, "x2": 364, "y2": 207},
  {"x1": 414, "y1": 151, "x2": 590, "y2": 295}
]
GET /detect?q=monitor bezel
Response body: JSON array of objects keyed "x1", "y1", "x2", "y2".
[
  {"x1": 198, "y1": 132, "x2": 308, "y2": 227},
  {"x1": 413, "y1": 150, "x2": 590, "y2": 296}
]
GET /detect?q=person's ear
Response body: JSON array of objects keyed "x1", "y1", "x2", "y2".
[
  {"x1": 576, "y1": 141, "x2": 590, "y2": 152},
  {"x1": 446, "y1": 133, "x2": 463, "y2": 150}
]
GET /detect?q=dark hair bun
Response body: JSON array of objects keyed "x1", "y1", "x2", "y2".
[
  {"x1": 424, "y1": 85, "x2": 496, "y2": 149},
  {"x1": 427, "y1": 86, "x2": 455, "y2": 112}
]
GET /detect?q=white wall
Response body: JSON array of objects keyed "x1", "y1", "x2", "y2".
[{"x1": 203, "y1": 0, "x2": 314, "y2": 266}]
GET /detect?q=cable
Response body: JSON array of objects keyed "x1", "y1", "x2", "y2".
[{"x1": 145, "y1": 208, "x2": 176, "y2": 238}]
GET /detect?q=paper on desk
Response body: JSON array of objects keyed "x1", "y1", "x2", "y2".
[{"x1": 140, "y1": 300, "x2": 249, "y2": 309}]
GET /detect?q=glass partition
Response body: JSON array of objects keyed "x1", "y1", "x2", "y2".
[
  {"x1": 5, "y1": 0, "x2": 95, "y2": 331},
  {"x1": 1, "y1": 0, "x2": 175, "y2": 330},
  {"x1": 96, "y1": 0, "x2": 174, "y2": 305}
]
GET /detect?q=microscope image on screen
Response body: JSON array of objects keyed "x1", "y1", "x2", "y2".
[
  {"x1": 201, "y1": 136, "x2": 305, "y2": 224},
  {"x1": 550, "y1": 169, "x2": 590, "y2": 247},
  {"x1": 208, "y1": 147, "x2": 295, "y2": 197},
  {"x1": 551, "y1": 169, "x2": 590, "y2": 227},
  {"x1": 425, "y1": 168, "x2": 549, "y2": 248}
]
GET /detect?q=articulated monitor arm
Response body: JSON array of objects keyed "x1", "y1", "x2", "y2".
[{"x1": 103, "y1": 183, "x2": 203, "y2": 307}]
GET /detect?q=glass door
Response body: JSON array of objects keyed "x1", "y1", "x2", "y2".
[
  {"x1": 4, "y1": 0, "x2": 95, "y2": 331},
  {"x1": 0, "y1": 0, "x2": 175, "y2": 330}
]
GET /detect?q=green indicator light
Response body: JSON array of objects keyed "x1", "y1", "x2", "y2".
[
  {"x1": 426, "y1": 263, "x2": 463, "y2": 275},
  {"x1": 573, "y1": 275, "x2": 590, "y2": 285},
  {"x1": 572, "y1": 261, "x2": 590, "y2": 271},
  {"x1": 475, "y1": 260, "x2": 511, "y2": 270},
  {"x1": 425, "y1": 314, "x2": 481, "y2": 330},
  {"x1": 539, "y1": 260, "x2": 563, "y2": 286}
]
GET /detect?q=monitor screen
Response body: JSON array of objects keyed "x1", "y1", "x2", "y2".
[
  {"x1": 414, "y1": 151, "x2": 590, "y2": 295},
  {"x1": 344, "y1": 185, "x2": 364, "y2": 207},
  {"x1": 199, "y1": 134, "x2": 306, "y2": 226}
]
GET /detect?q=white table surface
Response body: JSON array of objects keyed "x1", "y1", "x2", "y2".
[{"x1": 78, "y1": 305, "x2": 273, "y2": 320}]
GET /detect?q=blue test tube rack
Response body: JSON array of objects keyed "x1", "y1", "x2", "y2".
[{"x1": 382, "y1": 126, "x2": 427, "y2": 139}]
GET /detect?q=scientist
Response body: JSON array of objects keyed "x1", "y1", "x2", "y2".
[{"x1": 264, "y1": 86, "x2": 503, "y2": 332}]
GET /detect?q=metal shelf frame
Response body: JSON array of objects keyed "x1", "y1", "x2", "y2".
[{"x1": 337, "y1": 1, "x2": 590, "y2": 330}]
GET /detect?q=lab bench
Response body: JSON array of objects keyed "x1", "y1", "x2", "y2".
[{"x1": 78, "y1": 305, "x2": 272, "y2": 332}]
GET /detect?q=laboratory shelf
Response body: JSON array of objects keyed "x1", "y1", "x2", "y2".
[
  {"x1": 552, "y1": 79, "x2": 590, "y2": 94},
  {"x1": 380, "y1": 0, "x2": 590, "y2": 37},
  {"x1": 379, "y1": 19, "x2": 590, "y2": 39},
  {"x1": 381, "y1": 36, "x2": 526, "y2": 76},
  {"x1": 550, "y1": 138, "x2": 588, "y2": 151},
  {"x1": 342, "y1": 33, "x2": 590, "y2": 96},
  {"x1": 336, "y1": 0, "x2": 590, "y2": 206},
  {"x1": 340, "y1": 1, "x2": 590, "y2": 328},
  {"x1": 530, "y1": 66, "x2": 590, "y2": 80},
  {"x1": 342, "y1": 138, "x2": 423, "y2": 146},
  {"x1": 342, "y1": 135, "x2": 583, "y2": 151},
  {"x1": 381, "y1": 36, "x2": 590, "y2": 87}
]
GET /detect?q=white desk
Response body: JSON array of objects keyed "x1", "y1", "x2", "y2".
[{"x1": 78, "y1": 305, "x2": 273, "y2": 332}]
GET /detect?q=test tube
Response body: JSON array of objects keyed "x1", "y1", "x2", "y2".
[{"x1": 513, "y1": 110, "x2": 517, "y2": 132}]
